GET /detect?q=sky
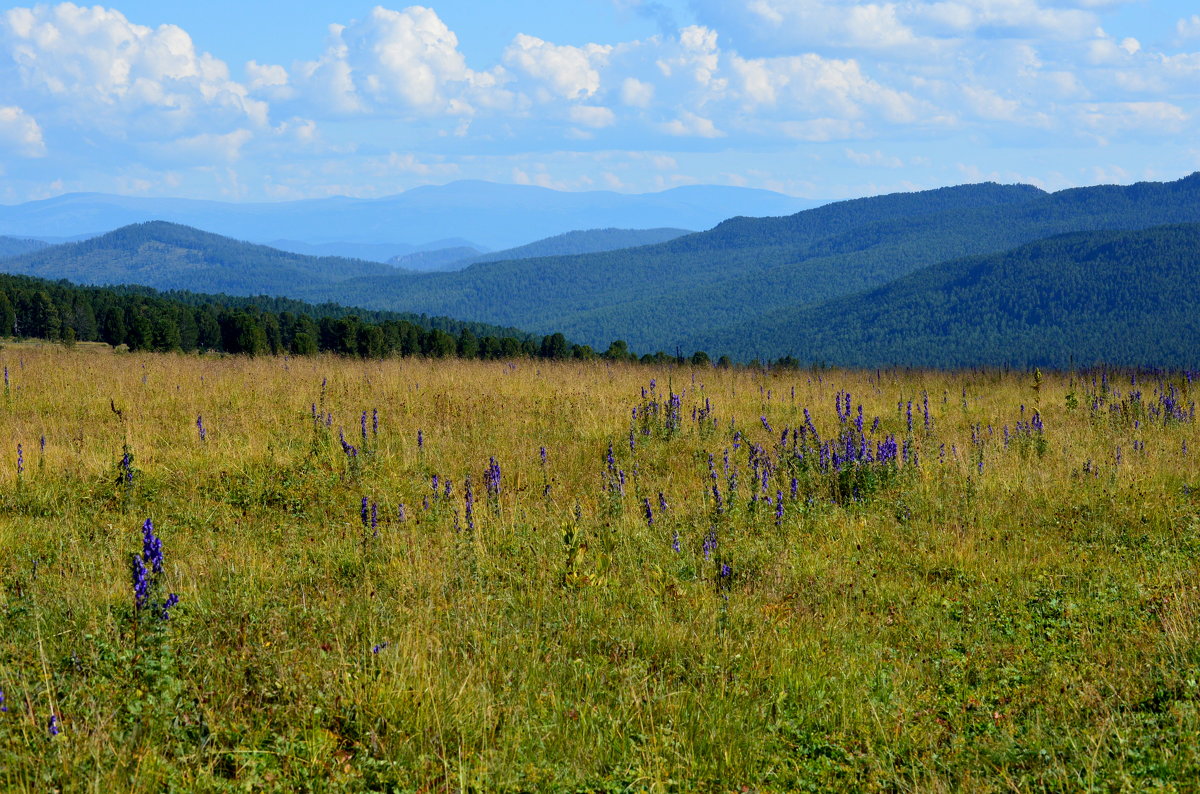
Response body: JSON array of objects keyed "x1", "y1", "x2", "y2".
[{"x1": 0, "y1": 0, "x2": 1198, "y2": 203}]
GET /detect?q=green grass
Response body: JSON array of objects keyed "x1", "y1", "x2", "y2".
[{"x1": 1, "y1": 348, "x2": 1198, "y2": 791}]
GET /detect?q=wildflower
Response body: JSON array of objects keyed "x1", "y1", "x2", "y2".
[
  {"x1": 671, "y1": 531, "x2": 681, "y2": 553},
  {"x1": 702, "y1": 528, "x2": 717, "y2": 560},
  {"x1": 761, "y1": 416, "x2": 772, "y2": 433},
  {"x1": 0, "y1": 689, "x2": 6, "y2": 712},
  {"x1": 643, "y1": 497, "x2": 653, "y2": 526},
  {"x1": 417, "y1": 429, "x2": 424, "y2": 450},
  {"x1": 465, "y1": 477, "x2": 475, "y2": 532},
  {"x1": 39, "y1": 434, "x2": 45, "y2": 454},
  {"x1": 485, "y1": 457, "x2": 501, "y2": 499},
  {"x1": 540, "y1": 446, "x2": 548, "y2": 465},
  {"x1": 775, "y1": 491, "x2": 784, "y2": 526},
  {"x1": 48, "y1": 714, "x2": 60, "y2": 737},
  {"x1": 361, "y1": 411, "x2": 368, "y2": 442},
  {"x1": 372, "y1": 642, "x2": 389, "y2": 654},
  {"x1": 196, "y1": 415, "x2": 206, "y2": 441},
  {"x1": 372, "y1": 408, "x2": 379, "y2": 436},
  {"x1": 142, "y1": 519, "x2": 163, "y2": 574},
  {"x1": 16, "y1": 443, "x2": 22, "y2": 476},
  {"x1": 398, "y1": 504, "x2": 407, "y2": 522},
  {"x1": 131, "y1": 554, "x2": 150, "y2": 610},
  {"x1": 361, "y1": 497, "x2": 369, "y2": 527},
  {"x1": 658, "y1": 492, "x2": 669, "y2": 512},
  {"x1": 371, "y1": 502, "x2": 378, "y2": 535},
  {"x1": 160, "y1": 593, "x2": 179, "y2": 620}
]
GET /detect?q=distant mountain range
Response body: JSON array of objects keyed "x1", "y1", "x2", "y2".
[
  {"x1": 297, "y1": 173, "x2": 1200, "y2": 359},
  {"x1": 0, "y1": 236, "x2": 49, "y2": 258},
  {"x1": 0, "y1": 181, "x2": 820, "y2": 252},
  {"x1": 2, "y1": 174, "x2": 1199, "y2": 367},
  {"x1": 694, "y1": 223, "x2": 1200, "y2": 368},
  {"x1": 0, "y1": 222, "x2": 409, "y2": 295},
  {"x1": 387, "y1": 227, "x2": 693, "y2": 271}
]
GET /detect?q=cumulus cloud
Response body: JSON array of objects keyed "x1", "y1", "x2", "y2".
[
  {"x1": 1177, "y1": 15, "x2": 1200, "y2": 40},
  {"x1": 294, "y1": 7, "x2": 500, "y2": 115},
  {"x1": 502, "y1": 33, "x2": 611, "y2": 101},
  {"x1": 0, "y1": 105, "x2": 46, "y2": 156},
  {"x1": 660, "y1": 110, "x2": 723, "y2": 137},
  {"x1": 0, "y1": 3, "x2": 268, "y2": 135}
]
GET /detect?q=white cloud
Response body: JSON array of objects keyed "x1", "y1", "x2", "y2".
[
  {"x1": 294, "y1": 7, "x2": 497, "y2": 115},
  {"x1": 844, "y1": 147, "x2": 903, "y2": 167},
  {"x1": 1079, "y1": 101, "x2": 1188, "y2": 136},
  {"x1": 660, "y1": 110, "x2": 723, "y2": 137},
  {"x1": 569, "y1": 105, "x2": 616, "y2": 128},
  {"x1": 502, "y1": 33, "x2": 611, "y2": 101},
  {"x1": 961, "y1": 85, "x2": 1021, "y2": 121},
  {"x1": 729, "y1": 53, "x2": 918, "y2": 123},
  {"x1": 620, "y1": 76, "x2": 654, "y2": 107},
  {"x1": 1177, "y1": 15, "x2": 1200, "y2": 40},
  {"x1": 0, "y1": 105, "x2": 46, "y2": 156},
  {"x1": 0, "y1": 3, "x2": 267, "y2": 134}
]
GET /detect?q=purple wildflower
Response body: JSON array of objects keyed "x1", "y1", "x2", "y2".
[
  {"x1": 16, "y1": 443, "x2": 22, "y2": 476},
  {"x1": 48, "y1": 714, "x2": 59, "y2": 737},
  {"x1": 160, "y1": 592, "x2": 179, "y2": 620},
  {"x1": 142, "y1": 519, "x2": 163, "y2": 574},
  {"x1": 372, "y1": 408, "x2": 378, "y2": 436},
  {"x1": 485, "y1": 457, "x2": 501, "y2": 499},
  {"x1": 643, "y1": 497, "x2": 653, "y2": 526},
  {"x1": 196, "y1": 415, "x2": 206, "y2": 441},
  {"x1": 361, "y1": 497, "x2": 369, "y2": 527},
  {"x1": 372, "y1": 642, "x2": 389, "y2": 654},
  {"x1": 131, "y1": 554, "x2": 150, "y2": 610}
]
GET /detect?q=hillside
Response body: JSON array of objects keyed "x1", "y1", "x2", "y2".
[
  {"x1": 698, "y1": 223, "x2": 1200, "y2": 368},
  {"x1": 7, "y1": 175, "x2": 1200, "y2": 366},
  {"x1": 389, "y1": 246, "x2": 485, "y2": 271},
  {"x1": 306, "y1": 174, "x2": 1200, "y2": 356},
  {"x1": 466, "y1": 227, "x2": 693, "y2": 266},
  {"x1": 0, "y1": 182, "x2": 819, "y2": 250},
  {"x1": 0, "y1": 235, "x2": 49, "y2": 258},
  {"x1": 0, "y1": 222, "x2": 413, "y2": 294}
]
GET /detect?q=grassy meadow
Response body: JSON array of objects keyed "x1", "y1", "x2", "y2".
[{"x1": 1, "y1": 344, "x2": 1199, "y2": 791}]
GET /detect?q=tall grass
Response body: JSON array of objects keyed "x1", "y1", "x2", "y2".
[{"x1": 1, "y1": 346, "x2": 1198, "y2": 791}]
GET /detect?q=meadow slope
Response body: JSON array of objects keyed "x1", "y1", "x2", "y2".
[{"x1": 0, "y1": 346, "x2": 1198, "y2": 790}]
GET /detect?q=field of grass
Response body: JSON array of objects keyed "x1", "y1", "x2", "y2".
[{"x1": 1, "y1": 346, "x2": 1198, "y2": 791}]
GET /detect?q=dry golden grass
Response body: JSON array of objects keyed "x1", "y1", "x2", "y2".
[{"x1": 0, "y1": 346, "x2": 1198, "y2": 791}]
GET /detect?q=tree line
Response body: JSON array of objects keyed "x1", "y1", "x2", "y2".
[{"x1": 0, "y1": 272, "x2": 734, "y2": 365}]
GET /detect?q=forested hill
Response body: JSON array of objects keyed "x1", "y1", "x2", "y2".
[
  {"x1": 466, "y1": 227, "x2": 693, "y2": 266},
  {"x1": 0, "y1": 222, "x2": 412, "y2": 294},
  {"x1": 0, "y1": 271, "x2": 575, "y2": 360},
  {"x1": 699, "y1": 223, "x2": 1200, "y2": 369},
  {"x1": 0, "y1": 236, "x2": 49, "y2": 258},
  {"x1": 306, "y1": 173, "x2": 1200, "y2": 355}
]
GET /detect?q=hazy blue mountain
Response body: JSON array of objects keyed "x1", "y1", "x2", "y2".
[
  {"x1": 267, "y1": 239, "x2": 417, "y2": 263},
  {"x1": 0, "y1": 222, "x2": 413, "y2": 294},
  {"x1": 8, "y1": 175, "x2": 1200, "y2": 366},
  {"x1": 0, "y1": 182, "x2": 821, "y2": 250},
  {"x1": 389, "y1": 227, "x2": 695, "y2": 271},
  {"x1": 388, "y1": 247, "x2": 485, "y2": 271},
  {"x1": 466, "y1": 227, "x2": 692, "y2": 266},
  {"x1": 694, "y1": 223, "x2": 1200, "y2": 368},
  {"x1": 302, "y1": 174, "x2": 1200, "y2": 357},
  {"x1": 0, "y1": 236, "x2": 49, "y2": 258}
]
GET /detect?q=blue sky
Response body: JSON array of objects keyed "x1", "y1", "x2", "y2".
[{"x1": 0, "y1": 1, "x2": 1197, "y2": 203}]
